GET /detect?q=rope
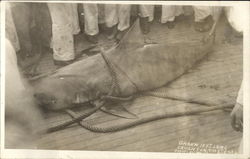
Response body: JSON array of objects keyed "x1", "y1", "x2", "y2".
[
  {"x1": 29, "y1": 70, "x2": 58, "y2": 81},
  {"x1": 101, "y1": 95, "x2": 134, "y2": 102},
  {"x1": 100, "y1": 51, "x2": 121, "y2": 95},
  {"x1": 46, "y1": 101, "x2": 105, "y2": 133},
  {"x1": 66, "y1": 104, "x2": 234, "y2": 133},
  {"x1": 142, "y1": 90, "x2": 231, "y2": 112},
  {"x1": 110, "y1": 59, "x2": 141, "y2": 93},
  {"x1": 143, "y1": 91, "x2": 216, "y2": 106}
]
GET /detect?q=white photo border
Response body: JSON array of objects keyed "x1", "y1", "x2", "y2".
[{"x1": 1, "y1": 1, "x2": 249, "y2": 159}]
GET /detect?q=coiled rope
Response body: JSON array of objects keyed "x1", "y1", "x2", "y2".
[
  {"x1": 66, "y1": 104, "x2": 233, "y2": 133},
  {"x1": 46, "y1": 101, "x2": 104, "y2": 133}
]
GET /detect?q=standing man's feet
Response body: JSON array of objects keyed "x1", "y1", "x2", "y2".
[
  {"x1": 166, "y1": 21, "x2": 175, "y2": 29},
  {"x1": 105, "y1": 25, "x2": 118, "y2": 40},
  {"x1": 115, "y1": 29, "x2": 128, "y2": 41},
  {"x1": 175, "y1": 14, "x2": 193, "y2": 28},
  {"x1": 85, "y1": 34, "x2": 98, "y2": 44},
  {"x1": 183, "y1": 15, "x2": 193, "y2": 28},
  {"x1": 175, "y1": 14, "x2": 185, "y2": 22},
  {"x1": 99, "y1": 23, "x2": 106, "y2": 33},
  {"x1": 18, "y1": 49, "x2": 35, "y2": 60},
  {"x1": 161, "y1": 19, "x2": 175, "y2": 29},
  {"x1": 17, "y1": 50, "x2": 42, "y2": 76},
  {"x1": 194, "y1": 15, "x2": 213, "y2": 32},
  {"x1": 53, "y1": 59, "x2": 74, "y2": 66}
]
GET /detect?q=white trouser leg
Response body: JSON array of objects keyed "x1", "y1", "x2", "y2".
[
  {"x1": 10, "y1": 3, "x2": 32, "y2": 54},
  {"x1": 83, "y1": 3, "x2": 99, "y2": 36},
  {"x1": 183, "y1": 6, "x2": 194, "y2": 16},
  {"x1": 117, "y1": 4, "x2": 131, "y2": 31},
  {"x1": 98, "y1": 4, "x2": 105, "y2": 24},
  {"x1": 161, "y1": 6, "x2": 183, "y2": 23},
  {"x1": 70, "y1": 4, "x2": 80, "y2": 35},
  {"x1": 175, "y1": 6, "x2": 184, "y2": 17},
  {"x1": 193, "y1": 6, "x2": 213, "y2": 22},
  {"x1": 5, "y1": 3, "x2": 20, "y2": 52},
  {"x1": 104, "y1": 4, "x2": 118, "y2": 28},
  {"x1": 194, "y1": 6, "x2": 223, "y2": 22},
  {"x1": 48, "y1": 3, "x2": 75, "y2": 61},
  {"x1": 139, "y1": 5, "x2": 154, "y2": 22}
]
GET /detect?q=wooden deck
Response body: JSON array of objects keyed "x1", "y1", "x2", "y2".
[{"x1": 35, "y1": 14, "x2": 243, "y2": 153}]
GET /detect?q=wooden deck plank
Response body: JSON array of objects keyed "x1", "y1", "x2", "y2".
[{"x1": 105, "y1": 113, "x2": 238, "y2": 152}]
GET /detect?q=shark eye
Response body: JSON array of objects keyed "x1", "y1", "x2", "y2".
[{"x1": 51, "y1": 98, "x2": 57, "y2": 104}]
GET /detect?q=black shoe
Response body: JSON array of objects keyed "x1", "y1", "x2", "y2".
[
  {"x1": 139, "y1": 17, "x2": 150, "y2": 34},
  {"x1": 183, "y1": 15, "x2": 193, "y2": 28},
  {"x1": 175, "y1": 14, "x2": 185, "y2": 22},
  {"x1": 99, "y1": 23, "x2": 106, "y2": 33},
  {"x1": 85, "y1": 34, "x2": 98, "y2": 44},
  {"x1": 166, "y1": 21, "x2": 175, "y2": 29},
  {"x1": 194, "y1": 15, "x2": 213, "y2": 32},
  {"x1": 53, "y1": 59, "x2": 74, "y2": 66},
  {"x1": 105, "y1": 25, "x2": 118, "y2": 40},
  {"x1": 115, "y1": 29, "x2": 128, "y2": 41}
]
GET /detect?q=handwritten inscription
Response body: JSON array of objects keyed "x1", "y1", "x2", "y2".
[{"x1": 175, "y1": 140, "x2": 235, "y2": 154}]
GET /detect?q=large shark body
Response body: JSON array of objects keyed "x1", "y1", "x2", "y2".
[{"x1": 33, "y1": 20, "x2": 214, "y2": 111}]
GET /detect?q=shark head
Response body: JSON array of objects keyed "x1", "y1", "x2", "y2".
[
  {"x1": 33, "y1": 80, "x2": 74, "y2": 110},
  {"x1": 32, "y1": 74, "x2": 94, "y2": 110}
]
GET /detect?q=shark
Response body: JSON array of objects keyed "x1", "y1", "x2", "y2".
[{"x1": 32, "y1": 19, "x2": 214, "y2": 120}]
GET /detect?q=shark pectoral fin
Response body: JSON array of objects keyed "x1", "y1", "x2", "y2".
[{"x1": 100, "y1": 105, "x2": 138, "y2": 119}]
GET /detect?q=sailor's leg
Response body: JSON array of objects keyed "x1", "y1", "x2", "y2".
[
  {"x1": 161, "y1": 6, "x2": 176, "y2": 23},
  {"x1": 10, "y1": 3, "x2": 32, "y2": 58},
  {"x1": 139, "y1": 5, "x2": 154, "y2": 34},
  {"x1": 104, "y1": 4, "x2": 118, "y2": 28},
  {"x1": 117, "y1": 4, "x2": 131, "y2": 31},
  {"x1": 70, "y1": 3, "x2": 81, "y2": 35},
  {"x1": 114, "y1": 4, "x2": 131, "y2": 40},
  {"x1": 182, "y1": 6, "x2": 193, "y2": 27},
  {"x1": 97, "y1": 3, "x2": 106, "y2": 33},
  {"x1": 5, "y1": 2, "x2": 20, "y2": 52},
  {"x1": 139, "y1": 5, "x2": 155, "y2": 21},
  {"x1": 193, "y1": 6, "x2": 214, "y2": 32},
  {"x1": 193, "y1": 6, "x2": 212, "y2": 22},
  {"x1": 161, "y1": 5, "x2": 181, "y2": 29},
  {"x1": 98, "y1": 4, "x2": 105, "y2": 25},
  {"x1": 30, "y1": 3, "x2": 52, "y2": 49},
  {"x1": 83, "y1": 3, "x2": 99, "y2": 43},
  {"x1": 175, "y1": 6, "x2": 184, "y2": 17},
  {"x1": 104, "y1": 4, "x2": 118, "y2": 39},
  {"x1": 48, "y1": 3, "x2": 75, "y2": 64}
]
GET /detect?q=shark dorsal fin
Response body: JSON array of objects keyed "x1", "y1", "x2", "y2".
[{"x1": 116, "y1": 19, "x2": 145, "y2": 51}]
